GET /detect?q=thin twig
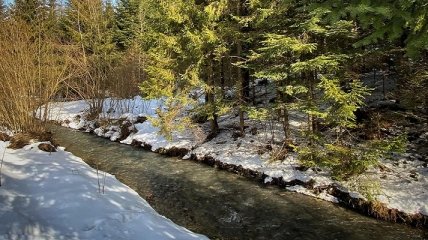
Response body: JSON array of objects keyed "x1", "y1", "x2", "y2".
[
  {"x1": 0, "y1": 144, "x2": 7, "y2": 187},
  {"x1": 102, "y1": 171, "x2": 107, "y2": 194},
  {"x1": 96, "y1": 163, "x2": 101, "y2": 193}
]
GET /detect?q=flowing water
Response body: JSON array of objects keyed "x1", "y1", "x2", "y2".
[{"x1": 50, "y1": 125, "x2": 427, "y2": 240}]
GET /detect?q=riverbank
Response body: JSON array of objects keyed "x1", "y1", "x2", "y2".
[
  {"x1": 0, "y1": 140, "x2": 208, "y2": 239},
  {"x1": 43, "y1": 97, "x2": 428, "y2": 228}
]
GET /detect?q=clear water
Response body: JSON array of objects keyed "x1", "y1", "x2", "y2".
[{"x1": 51, "y1": 125, "x2": 428, "y2": 240}]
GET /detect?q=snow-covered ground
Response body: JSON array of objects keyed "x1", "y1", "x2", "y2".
[
  {"x1": 0, "y1": 141, "x2": 208, "y2": 240},
  {"x1": 43, "y1": 97, "x2": 428, "y2": 219}
]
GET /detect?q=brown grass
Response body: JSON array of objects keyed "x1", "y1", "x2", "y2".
[
  {"x1": 8, "y1": 134, "x2": 32, "y2": 149},
  {"x1": 8, "y1": 131, "x2": 55, "y2": 149}
]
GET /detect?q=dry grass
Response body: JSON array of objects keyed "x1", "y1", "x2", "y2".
[{"x1": 8, "y1": 131, "x2": 55, "y2": 149}]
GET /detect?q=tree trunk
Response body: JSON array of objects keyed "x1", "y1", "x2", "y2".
[
  {"x1": 220, "y1": 57, "x2": 225, "y2": 99},
  {"x1": 236, "y1": 0, "x2": 246, "y2": 136},
  {"x1": 243, "y1": 68, "x2": 250, "y2": 101},
  {"x1": 208, "y1": 55, "x2": 219, "y2": 134},
  {"x1": 282, "y1": 78, "x2": 290, "y2": 140},
  {"x1": 276, "y1": 79, "x2": 290, "y2": 141},
  {"x1": 311, "y1": 71, "x2": 318, "y2": 133}
]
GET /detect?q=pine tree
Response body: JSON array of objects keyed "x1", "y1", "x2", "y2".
[
  {"x1": 43, "y1": 0, "x2": 60, "y2": 37},
  {"x1": 235, "y1": 0, "x2": 249, "y2": 136},
  {"x1": 137, "y1": 0, "x2": 198, "y2": 137},
  {"x1": 13, "y1": 0, "x2": 43, "y2": 23},
  {"x1": 315, "y1": 0, "x2": 428, "y2": 116},
  {"x1": 0, "y1": 0, "x2": 5, "y2": 19},
  {"x1": 114, "y1": 0, "x2": 140, "y2": 51},
  {"x1": 139, "y1": 0, "x2": 237, "y2": 137},
  {"x1": 314, "y1": 0, "x2": 428, "y2": 58},
  {"x1": 246, "y1": 1, "x2": 387, "y2": 179}
]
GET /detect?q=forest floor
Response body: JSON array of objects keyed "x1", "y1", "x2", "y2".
[
  {"x1": 41, "y1": 93, "x2": 428, "y2": 228},
  {"x1": 0, "y1": 140, "x2": 208, "y2": 239}
]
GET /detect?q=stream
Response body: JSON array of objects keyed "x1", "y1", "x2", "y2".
[{"x1": 50, "y1": 125, "x2": 427, "y2": 240}]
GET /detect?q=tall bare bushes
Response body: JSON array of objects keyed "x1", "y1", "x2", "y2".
[
  {"x1": 0, "y1": 19, "x2": 75, "y2": 133},
  {"x1": 64, "y1": 0, "x2": 117, "y2": 118}
]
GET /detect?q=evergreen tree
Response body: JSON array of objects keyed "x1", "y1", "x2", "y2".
[
  {"x1": 13, "y1": 0, "x2": 43, "y2": 23},
  {"x1": 114, "y1": 0, "x2": 140, "y2": 50},
  {"x1": 313, "y1": 0, "x2": 428, "y2": 57},
  {"x1": 139, "y1": 0, "x2": 236, "y2": 137},
  {"x1": 0, "y1": 0, "x2": 5, "y2": 19},
  {"x1": 315, "y1": 0, "x2": 428, "y2": 115},
  {"x1": 43, "y1": 0, "x2": 60, "y2": 37},
  {"x1": 246, "y1": 1, "x2": 389, "y2": 179}
]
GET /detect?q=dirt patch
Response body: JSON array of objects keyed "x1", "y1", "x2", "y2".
[
  {"x1": 118, "y1": 121, "x2": 137, "y2": 141},
  {"x1": 190, "y1": 154, "x2": 264, "y2": 180},
  {"x1": 8, "y1": 131, "x2": 56, "y2": 149},
  {"x1": 0, "y1": 132, "x2": 10, "y2": 141},
  {"x1": 325, "y1": 184, "x2": 428, "y2": 228},
  {"x1": 135, "y1": 116, "x2": 148, "y2": 124},
  {"x1": 38, "y1": 143, "x2": 57, "y2": 152},
  {"x1": 131, "y1": 140, "x2": 153, "y2": 151},
  {"x1": 156, "y1": 147, "x2": 189, "y2": 158}
]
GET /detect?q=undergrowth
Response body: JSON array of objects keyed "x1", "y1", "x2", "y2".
[{"x1": 296, "y1": 135, "x2": 407, "y2": 181}]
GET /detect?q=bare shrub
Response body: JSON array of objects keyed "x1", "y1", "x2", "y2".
[
  {"x1": 269, "y1": 143, "x2": 289, "y2": 163},
  {"x1": 64, "y1": 0, "x2": 117, "y2": 118},
  {"x1": 0, "y1": 19, "x2": 75, "y2": 133},
  {"x1": 109, "y1": 46, "x2": 143, "y2": 99}
]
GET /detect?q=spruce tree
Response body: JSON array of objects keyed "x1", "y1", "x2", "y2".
[
  {"x1": 314, "y1": 0, "x2": 428, "y2": 57},
  {"x1": 13, "y1": 0, "x2": 42, "y2": 23},
  {"x1": 0, "y1": 0, "x2": 5, "y2": 19},
  {"x1": 247, "y1": 1, "x2": 389, "y2": 179},
  {"x1": 137, "y1": 0, "x2": 198, "y2": 137},
  {"x1": 114, "y1": 0, "x2": 140, "y2": 51},
  {"x1": 139, "y1": 0, "x2": 236, "y2": 137}
]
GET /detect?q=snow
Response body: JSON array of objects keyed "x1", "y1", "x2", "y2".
[
  {"x1": 42, "y1": 96, "x2": 428, "y2": 218},
  {"x1": 286, "y1": 185, "x2": 339, "y2": 203},
  {"x1": 0, "y1": 141, "x2": 208, "y2": 240},
  {"x1": 121, "y1": 122, "x2": 194, "y2": 152},
  {"x1": 42, "y1": 98, "x2": 196, "y2": 152},
  {"x1": 370, "y1": 158, "x2": 428, "y2": 215}
]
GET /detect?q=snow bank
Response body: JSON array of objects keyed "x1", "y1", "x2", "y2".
[
  {"x1": 43, "y1": 98, "x2": 197, "y2": 152},
  {"x1": 0, "y1": 141, "x2": 208, "y2": 240}
]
